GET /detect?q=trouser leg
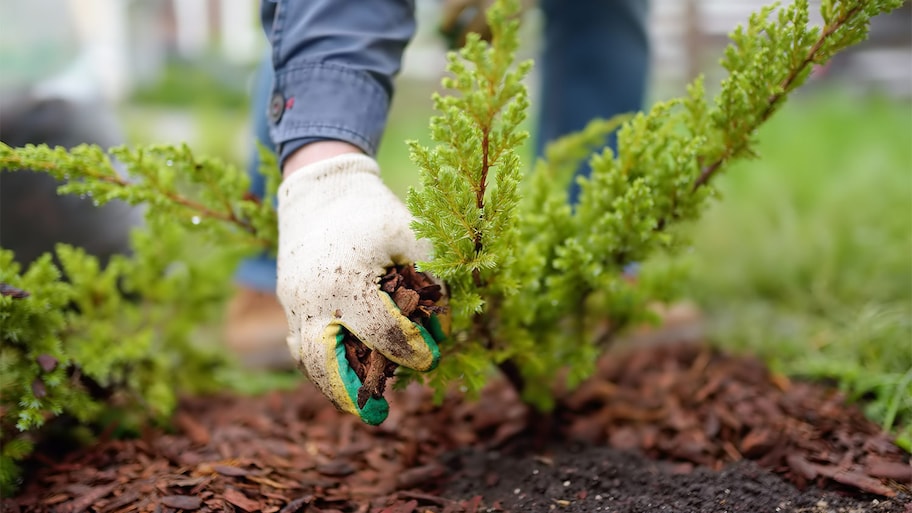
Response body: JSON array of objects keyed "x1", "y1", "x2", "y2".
[
  {"x1": 233, "y1": 54, "x2": 280, "y2": 293},
  {"x1": 537, "y1": 0, "x2": 651, "y2": 204}
]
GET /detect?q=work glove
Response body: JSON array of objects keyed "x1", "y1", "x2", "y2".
[{"x1": 277, "y1": 154, "x2": 444, "y2": 425}]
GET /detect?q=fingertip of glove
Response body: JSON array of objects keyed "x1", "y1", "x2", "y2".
[
  {"x1": 426, "y1": 314, "x2": 449, "y2": 344},
  {"x1": 415, "y1": 323, "x2": 441, "y2": 372},
  {"x1": 358, "y1": 397, "x2": 390, "y2": 426},
  {"x1": 328, "y1": 329, "x2": 391, "y2": 425}
]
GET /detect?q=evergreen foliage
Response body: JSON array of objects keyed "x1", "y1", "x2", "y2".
[
  {"x1": 0, "y1": 0, "x2": 902, "y2": 494},
  {"x1": 402, "y1": 0, "x2": 903, "y2": 408},
  {"x1": 0, "y1": 145, "x2": 280, "y2": 493}
]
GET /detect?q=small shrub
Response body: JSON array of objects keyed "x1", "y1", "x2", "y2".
[
  {"x1": 0, "y1": 0, "x2": 902, "y2": 494},
  {"x1": 0, "y1": 145, "x2": 280, "y2": 494},
  {"x1": 399, "y1": 0, "x2": 905, "y2": 410}
]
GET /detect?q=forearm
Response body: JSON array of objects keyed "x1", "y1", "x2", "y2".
[
  {"x1": 282, "y1": 141, "x2": 362, "y2": 178},
  {"x1": 260, "y1": 0, "x2": 417, "y2": 168}
]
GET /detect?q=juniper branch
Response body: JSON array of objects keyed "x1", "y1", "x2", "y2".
[
  {"x1": 0, "y1": 143, "x2": 275, "y2": 249},
  {"x1": 693, "y1": 1, "x2": 891, "y2": 189}
]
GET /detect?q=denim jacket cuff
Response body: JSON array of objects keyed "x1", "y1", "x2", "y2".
[{"x1": 268, "y1": 62, "x2": 390, "y2": 163}]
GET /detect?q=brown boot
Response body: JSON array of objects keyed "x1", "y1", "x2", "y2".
[
  {"x1": 624, "y1": 300, "x2": 704, "y2": 347},
  {"x1": 224, "y1": 287, "x2": 294, "y2": 369}
]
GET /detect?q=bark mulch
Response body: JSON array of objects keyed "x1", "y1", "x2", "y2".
[{"x1": 6, "y1": 342, "x2": 910, "y2": 513}]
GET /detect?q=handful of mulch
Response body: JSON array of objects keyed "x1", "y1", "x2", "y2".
[{"x1": 343, "y1": 265, "x2": 445, "y2": 408}]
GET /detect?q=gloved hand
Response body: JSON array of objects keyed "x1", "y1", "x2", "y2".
[{"x1": 276, "y1": 154, "x2": 443, "y2": 425}]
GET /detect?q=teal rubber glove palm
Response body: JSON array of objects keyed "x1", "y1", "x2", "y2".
[{"x1": 276, "y1": 154, "x2": 442, "y2": 425}]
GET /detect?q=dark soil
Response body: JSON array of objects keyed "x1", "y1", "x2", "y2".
[
  {"x1": 445, "y1": 446, "x2": 906, "y2": 512},
  {"x1": 6, "y1": 343, "x2": 910, "y2": 513}
]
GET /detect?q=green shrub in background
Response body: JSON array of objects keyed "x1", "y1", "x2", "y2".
[
  {"x1": 0, "y1": 0, "x2": 904, "y2": 494},
  {"x1": 397, "y1": 0, "x2": 906, "y2": 411},
  {"x1": 673, "y1": 94, "x2": 912, "y2": 449},
  {"x1": 0, "y1": 145, "x2": 280, "y2": 494}
]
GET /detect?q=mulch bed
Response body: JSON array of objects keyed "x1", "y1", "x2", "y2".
[{"x1": 6, "y1": 342, "x2": 910, "y2": 512}]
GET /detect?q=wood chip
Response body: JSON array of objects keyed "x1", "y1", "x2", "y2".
[
  {"x1": 378, "y1": 500, "x2": 418, "y2": 513},
  {"x1": 278, "y1": 496, "x2": 313, "y2": 513},
  {"x1": 866, "y1": 460, "x2": 912, "y2": 483},
  {"x1": 175, "y1": 411, "x2": 211, "y2": 445},
  {"x1": 396, "y1": 464, "x2": 444, "y2": 490},
  {"x1": 223, "y1": 488, "x2": 262, "y2": 511},
  {"x1": 247, "y1": 475, "x2": 295, "y2": 489},
  {"x1": 392, "y1": 288, "x2": 420, "y2": 318},
  {"x1": 829, "y1": 469, "x2": 897, "y2": 498},
  {"x1": 57, "y1": 484, "x2": 117, "y2": 513},
  {"x1": 213, "y1": 464, "x2": 249, "y2": 477},
  {"x1": 786, "y1": 454, "x2": 818, "y2": 480},
  {"x1": 160, "y1": 495, "x2": 203, "y2": 510},
  {"x1": 316, "y1": 460, "x2": 356, "y2": 477}
]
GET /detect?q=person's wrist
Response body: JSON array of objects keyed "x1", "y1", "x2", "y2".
[{"x1": 282, "y1": 141, "x2": 365, "y2": 179}]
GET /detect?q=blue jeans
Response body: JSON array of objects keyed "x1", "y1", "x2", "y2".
[
  {"x1": 538, "y1": 0, "x2": 650, "y2": 203},
  {"x1": 236, "y1": 0, "x2": 650, "y2": 292},
  {"x1": 233, "y1": 54, "x2": 279, "y2": 292}
]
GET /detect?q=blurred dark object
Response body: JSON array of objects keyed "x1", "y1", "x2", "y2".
[
  {"x1": 439, "y1": 0, "x2": 536, "y2": 50},
  {"x1": 440, "y1": 0, "x2": 494, "y2": 49},
  {"x1": 0, "y1": 92, "x2": 141, "y2": 267}
]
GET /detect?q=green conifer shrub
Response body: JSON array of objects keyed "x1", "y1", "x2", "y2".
[
  {"x1": 0, "y1": 145, "x2": 280, "y2": 493},
  {"x1": 401, "y1": 0, "x2": 905, "y2": 409},
  {"x1": 0, "y1": 0, "x2": 902, "y2": 494}
]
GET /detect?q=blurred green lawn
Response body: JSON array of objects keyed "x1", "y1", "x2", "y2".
[{"x1": 377, "y1": 80, "x2": 441, "y2": 197}]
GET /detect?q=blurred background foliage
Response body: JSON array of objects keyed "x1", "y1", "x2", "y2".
[{"x1": 652, "y1": 91, "x2": 912, "y2": 448}]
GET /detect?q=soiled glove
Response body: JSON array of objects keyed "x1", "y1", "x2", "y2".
[{"x1": 277, "y1": 154, "x2": 442, "y2": 425}]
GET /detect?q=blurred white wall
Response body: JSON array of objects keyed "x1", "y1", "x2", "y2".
[
  {"x1": 1, "y1": 0, "x2": 907, "y2": 104},
  {"x1": 63, "y1": 0, "x2": 130, "y2": 102},
  {"x1": 649, "y1": 0, "x2": 911, "y2": 96},
  {"x1": 171, "y1": 0, "x2": 260, "y2": 62},
  {"x1": 0, "y1": 0, "x2": 262, "y2": 104},
  {"x1": 218, "y1": 0, "x2": 260, "y2": 63},
  {"x1": 0, "y1": 0, "x2": 81, "y2": 90},
  {"x1": 173, "y1": 0, "x2": 211, "y2": 60}
]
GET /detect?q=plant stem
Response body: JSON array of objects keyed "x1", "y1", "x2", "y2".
[
  {"x1": 692, "y1": 4, "x2": 862, "y2": 190},
  {"x1": 472, "y1": 128, "x2": 491, "y2": 289},
  {"x1": 477, "y1": 131, "x2": 491, "y2": 211},
  {"x1": 1, "y1": 153, "x2": 271, "y2": 248}
]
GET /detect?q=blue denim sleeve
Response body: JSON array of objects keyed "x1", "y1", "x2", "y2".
[{"x1": 260, "y1": 0, "x2": 416, "y2": 165}]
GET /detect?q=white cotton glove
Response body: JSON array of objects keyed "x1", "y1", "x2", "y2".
[{"x1": 276, "y1": 154, "x2": 443, "y2": 425}]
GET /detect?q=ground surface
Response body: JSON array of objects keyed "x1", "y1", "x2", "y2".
[{"x1": 7, "y1": 343, "x2": 910, "y2": 512}]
